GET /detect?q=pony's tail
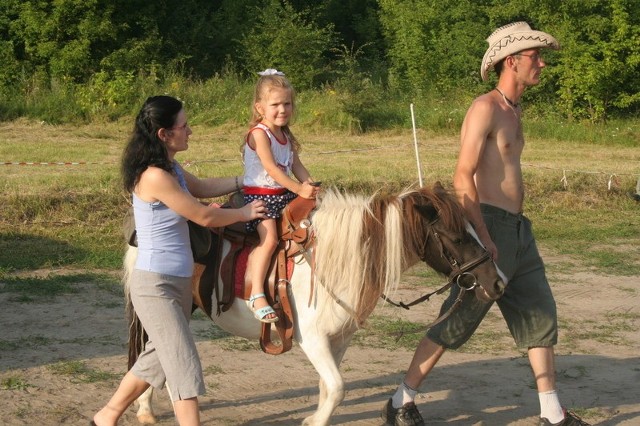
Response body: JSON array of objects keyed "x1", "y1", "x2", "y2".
[
  {"x1": 123, "y1": 245, "x2": 148, "y2": 369},
  {"x1": 126, "y1": 309, "x2": 147, "y2": 370}
]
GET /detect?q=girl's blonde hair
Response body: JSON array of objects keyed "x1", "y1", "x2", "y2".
[{"x1": 249, "y1": 74, "x2": 300, "y2": 152}]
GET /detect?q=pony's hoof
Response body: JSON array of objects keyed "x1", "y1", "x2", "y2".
[
  {"x1": 137, "y1": 413, "x2": 157, "y2": 424},
  {"x1": 302, "y1": 415, "x2": 328, "y2": 426}
]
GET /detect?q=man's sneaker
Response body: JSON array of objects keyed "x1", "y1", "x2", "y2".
[
  {"x1": 381, "y1": 398, "x2": 425, "y2": 426},
  {"x1": 539, "y1": 409, "x2": 590, "y2": 426}
]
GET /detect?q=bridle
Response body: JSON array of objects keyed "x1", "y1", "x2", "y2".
[
  {"x1": 381, "y1": 217, "x2": 493, "y2": 333},
  {"x1": 426, "y1": 220, "x2": 493, "y2": 293}
]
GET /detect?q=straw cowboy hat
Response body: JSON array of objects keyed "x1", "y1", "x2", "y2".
[{"x1": 481, "y1": 21, "x2": 560, "y2": 81}]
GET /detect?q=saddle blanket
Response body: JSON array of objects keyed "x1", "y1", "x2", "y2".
[{"x1": 233, "y1": 245, "x2": 295, "y2": 299}]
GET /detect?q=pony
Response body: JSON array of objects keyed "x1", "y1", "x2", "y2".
[{"x1": 123, "y1": 183, "x2": 506, "y2": 425}]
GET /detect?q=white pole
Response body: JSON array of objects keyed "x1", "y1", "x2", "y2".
[{"x1": 410, "y1": 103, "x2": 423, "y2": 187}]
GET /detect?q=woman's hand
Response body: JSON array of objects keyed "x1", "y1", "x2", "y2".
[{"x1": 241, "y1": 199, "x2": 269, "y2": 221}]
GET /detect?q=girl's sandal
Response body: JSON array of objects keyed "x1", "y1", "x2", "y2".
[{"x1": 249, "y1": 293, "x2": 279, "y2": 324}]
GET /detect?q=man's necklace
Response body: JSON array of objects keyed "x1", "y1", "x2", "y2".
[{"x1": 495, "y1": 87, "x2": 519, "y2": 109}]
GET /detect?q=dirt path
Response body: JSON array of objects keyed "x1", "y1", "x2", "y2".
[{"x1": 1, "y1": 261, "x2": 638, "y2": 425}]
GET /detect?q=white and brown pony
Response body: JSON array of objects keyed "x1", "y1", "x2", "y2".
[{"x1": 123, "y1": 183, "x2": 505, "y2": 425}]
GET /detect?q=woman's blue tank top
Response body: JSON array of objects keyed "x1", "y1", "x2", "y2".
[{"x1": 133, "y1": 163, "x2": 193, "y2": 277}]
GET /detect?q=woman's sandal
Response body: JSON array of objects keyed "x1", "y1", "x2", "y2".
[{"x1": 249, "y1": 293, "x2": 279, "y2": 324}]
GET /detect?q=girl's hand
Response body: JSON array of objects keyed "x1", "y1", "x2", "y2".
[
  {"x1": 242, "y1": 199, "x2": 269, "y2": 221},
  {"x1": 298, "y1": 181, "x2": 317, "y2": 199}
]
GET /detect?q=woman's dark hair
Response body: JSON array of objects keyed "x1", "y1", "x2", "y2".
[{"x1": 122, "y1": 96, "x2": 183, "y2": 193}]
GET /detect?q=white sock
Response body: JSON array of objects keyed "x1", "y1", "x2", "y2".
[
  {"x1": 539, "y1": 390, "x2": 564, "y2": 423},
  {"x1": 392, "y1": 381, "x2": 417, "y2": 408}
]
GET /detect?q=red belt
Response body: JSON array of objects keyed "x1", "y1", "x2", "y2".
[{"x1": 243, "y1": 186, "x2": 287, "y2": 195}]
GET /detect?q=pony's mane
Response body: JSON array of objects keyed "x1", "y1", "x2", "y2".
[
  {"x1": 311, "y1": 185, "x2": 465, "y2": 326},
  {"x1": 406, "y1": 185, "x2": 466, "y2": 229}
]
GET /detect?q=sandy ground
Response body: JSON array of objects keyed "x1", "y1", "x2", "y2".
[{"x1": 0, "y1": 256, "x2": 638, "y2": 426}]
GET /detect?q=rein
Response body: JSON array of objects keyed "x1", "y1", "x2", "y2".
[{"x1": 380, "y1": 276, "x2": 470, "y2": 336}]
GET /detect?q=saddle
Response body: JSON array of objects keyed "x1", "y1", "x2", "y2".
[{"x1": 191, "y1": 194, "x2": 317, "y2": 355}]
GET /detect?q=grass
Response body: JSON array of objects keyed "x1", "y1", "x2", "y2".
[
  {"x1": 0, "y1": 115, "x2": 638, "y2": 277},
  {"x1": 0, "y1": 273, "x2": 119, "y2": 301},
  {"x1": 217, "y1": 336, "x2": 262, "y2": 352},
  {"x1": 558, "y1": 312, "x2": 637, "y2": 353},
  {"x1": 0, "y1": 376, "x2": 32, "y2": 391},
  {"x1": 192, "y1": 322, "x2": 262, "y2": 351},
  {"x1": 352, "y1": 316, "x2": 426, "y2": 351},
  {"x1": 204, "y1": 365, "x2": 224, "y2": 375},
  {"x1": 353, "y1": 307, "x2": 518, "y2": 355},
  {"x1": 0, "y1": 333, "x2": 122, "y2": 352},
  {"x1": 0, "y1": 335, "x2": 52, "y2": 351},
  {"x1": 47, "y1": 360, "x2": 119, "y2": 383},
  {"x1": 3, "y1": 118, "x2": 637, "y2": 275},
  {"x1": 527, "y1": 190, "x2": 640, "y2": 275},
  {"x1": 352, "y1": 308, "x2": 516, "y2": 355}
]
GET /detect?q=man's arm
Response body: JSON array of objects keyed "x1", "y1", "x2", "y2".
[{"x1": 453, "y1": 97, "x2": 498, "y2": 260}]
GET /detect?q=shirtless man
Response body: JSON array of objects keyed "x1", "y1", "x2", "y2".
[{"x1": 381, "y1": 22, "x2": 589, "y2": 426}]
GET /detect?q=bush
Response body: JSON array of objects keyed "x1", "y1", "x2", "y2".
[
  {"x1": 76, "y1": 70, "x2": 138, "y2": 120},
  {"x1": 240, "y1": 0, "x2": 337, "y2": 90}
]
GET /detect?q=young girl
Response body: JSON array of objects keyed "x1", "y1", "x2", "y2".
[{"x1": 242, "y1": 69, "x2": 318, "y2": 323}]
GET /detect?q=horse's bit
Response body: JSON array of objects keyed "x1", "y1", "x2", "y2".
[{"x1": 428, "y1": 222, "x2": 493, "y2": 293}]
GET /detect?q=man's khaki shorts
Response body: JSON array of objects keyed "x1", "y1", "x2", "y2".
[{"x1": 427, "y1": 203, "x2": 558, "y2": 350}]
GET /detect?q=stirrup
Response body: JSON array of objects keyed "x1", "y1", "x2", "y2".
[{"x1": 249, "y1": 293, "x2": 279, "y2": 324}]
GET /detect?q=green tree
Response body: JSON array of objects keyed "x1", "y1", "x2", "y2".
[
  {"x1": 378, "y1": 0, "x2": 431, "y2": 94},
  {"x1": 380, "y1": 0, "x2": 640, "y2": 120},
  {"x1": 11, "y1": 0, "x2": 120, "y2": 82},
  {"x1": 485, "y1": 0, "x2": 640, "y2": 120},
  {"x1": 0, "y1": 1, "x2": 23, "y2": 90},
  {"x1": 309, "y1": 0, "x2": 386, "y2": 77},
  {"x1": 0, "y1": 0, "x2": 638, "y2": 122},
  {"x1": 240, "y1": 0, "x2": 337, "y2": 89},
  {"x1": 378, "y1": 0, "x2": 491, "y2": 96},
  {"x1": 553, "y1": 0, "x2": 640, "y2": 120}
]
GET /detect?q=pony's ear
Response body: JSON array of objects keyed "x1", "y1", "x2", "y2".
[{"x1": 414, "y1": 203, "x2": 438, "y2": 221}]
